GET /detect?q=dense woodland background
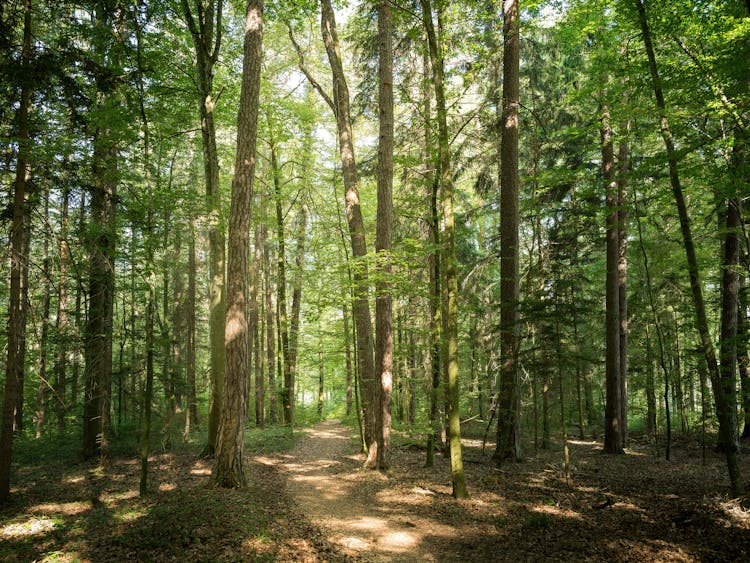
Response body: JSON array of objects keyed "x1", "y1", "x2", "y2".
[{"x1": 1, "y1": 0, "x2": 749, "y2": 518}]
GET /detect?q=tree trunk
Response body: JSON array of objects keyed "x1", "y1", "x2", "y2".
[
  {"x1": 55, "y1": 185, "x2": 70, "y2": 436},
  {"x1": 374, "y1": 0, "x2": 394, "y2": 471},
  {"x1": 287, "y1": 204, "x2": 308, "y2": 427},
  {"x1": 0, "y1": 0, "x2": 33, "y2": 501},
  {"x1": 319, "y1": 0, "x2": 377, "y2": 457},
  {"x1": 602, "y1": 101, "x2": 623, "y2": 454},
  {"x1": 636, "y1": 0, "x2": 740, "y2": 488},
  {"x1": 494, "y1": 0, "x2": 522, "y2": 466},
  {"x1": 36, "y1": 191, "x2": 53, "y2": 439},
  {"x1": 268, "y1": 134, "x2": 291, "y2": 425},
  {"x1": 182, "y1": 0, "x2": 226, "y2": 459},
  {"x1": 617, "y1": 133, "x2": 629, "y2": 446},
  {"x1": 263, "y1": 222, "x2": 277, "y2": 424},
  {"x1": 421, "y1": 0, "x2": 469, "y2": 499},
  {"x1": 184, "y1": 220, "x2": 198, "y2": 438},
  {"x1": 213, "y1": 0, "x2": 263, "y2": 489},
  {"x1": 252, "y1": 223, "x2": 264, "y2": 427}
]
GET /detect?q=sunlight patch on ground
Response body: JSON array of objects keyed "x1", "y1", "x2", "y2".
[
  {"x1": 568, "y1": 440, "x2": 599, "y2": 446},
  {"x1": 29, "y1": 502, "x2": 88, "y2": 516},
  {"x1": 190, "y1": 462, "x2": 212, "y2": 476},
  {"x1": 381, "y1": 530, "x2": 418, "y2": 548},
  {"x1": 101, "y1": 490, "x2": 138, "y2": 503},
  {"x1": 115, "y1": 508, "x2": 147, "y2": 522},
  {"x1": 1, "y1": 516, "x2": 58, "y2": 538},
  {"x1": 63, "y1": 475, "x2": 85, "y2": 485},
  {"x1": 158, "y1": 482, "x2": 177, "y2": 491},
  {"x1": 532, "y1": 504, "x2": 584, "y2": 520}
]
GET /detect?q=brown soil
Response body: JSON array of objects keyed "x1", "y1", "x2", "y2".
[
  {"x1": 262, "y1": 420, "x2": 750, "y2": 562},
  {"x1": 2, "y1": 422, "x2": 750, "y2": 561}
]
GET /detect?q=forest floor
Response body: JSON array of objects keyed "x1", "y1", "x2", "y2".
[{"x1": 2, "y1": 420, "x2": 750, "y2": 561}]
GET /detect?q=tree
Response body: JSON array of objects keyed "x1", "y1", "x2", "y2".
[
  {"x1": 181, "y1": 0, "x2": 226, "y2": 458},
  {"x1": 374, "y1": 0, "x2": 394, "y2": 471},
  {"x1": 212, "y1": 0, "x2": 264, "y2": 489},
  {"x1": 602, "y1": 98, "x2": 624, "y2": 454},
  {"x1": 494, "y1": 0, "x2": 522, "y2": 465},
  {"x1": 634, "y1": 0, "x2": 742, "y2": 493},
  {"x1": 0, "y1": 0, "x2": 32, "y2": 502},
  {"x1": 420, "y1": 0, "x2": 469, "y2": 499}
]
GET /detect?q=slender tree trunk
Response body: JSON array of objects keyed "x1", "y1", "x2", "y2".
[
  {"x1": 602, "y1": 100, "x2": 623, "y2": 454},
  {"x1": 55, "y1": 185, "x2": 71, "y2": 436},
  {"x1": 634, "y1": 183, "x2": 673, "y2": 460},
  {"x1": 617, "y1": 133, "x2": 629, "y2": 446},
  {"x1": 287, "y1": 204, "x2": 307, "y2": 427},
  {"x1": 185, "y1": 220, "x2": 198, "y2": 437},
  {"x1": 572, "y1": 287, "x2": 585, "y2": 439},
  {"x1": 740, "y1": 275, "x2": 750, "y2": 439},
  {"x1": 0, "y1": 0, "x2": 33, "y2": 501},
  {"x1": 182, "y1": 0, "x2": 226, "y2": 459},
  {"x1": 494, "y1": 0, "x2": 522, "y2": 465},
  {"x1": 421, "y1": 0, "x2": 468, "y2": 499},
  {"x1": 635, "y1": 0, "x2": 730, "y2": 455},
  {"x1": 374, "y1": 0, "x2": 394, "y2": 471},
  {"x1": 645, "y1": 324, "x2": 658, "y2": 440},
  {"x1": 343, "y1": 300, "x2": 353, "y2": 417},
  {"x1": 252, "y1": 223, "x2": 264, "y2": 427},
  {"x1": 718, "y1": 194, "x2": 743, "y2": 493},
  {"x1": 35, "y1": 192, "x2": 53, "y2": 439},
  {"x1": 263, "y1": 222, "x2": 277, "y2": 424},
  {"x1": 555, "y1": 304, "x2": 571, "y2": 485},
  {"x1": 319, "y1": 0, "x2": 377, "y2": 457},
  {"x1": 268, "y1": 136, "x2": 291, "y2": 425},
  {"x1": 213, "y1": 0, "x2": 263, "y2": 488}
]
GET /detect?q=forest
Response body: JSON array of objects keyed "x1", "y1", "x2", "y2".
[{"x1": 1, "y1": 0, "x2": 750, "y2": 560}]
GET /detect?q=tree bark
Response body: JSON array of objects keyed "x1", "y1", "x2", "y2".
[
  {"x1": 374, "y1": 0, "x2": 394, "y2": 471},
  {"x1": 287, "y1": 204, "x2": 308, "y2": 427},
  {"x1": 182, "y1": 0, "x2": 226, "y2": 458},
  {"x1": 494, "y1": 0, "x2": 522, "y2": 465},
  {"x1": 635, "y1": 0, "x2": 739, "y2": 484},
  {"x1": 55, "y1": 185, "x2": 70, "y2": 436},
  {"x1": 319, "y1": 0, "x2": 377, "y2": 458},
  {"x1": 617, "y1": 133, "x2": 629, "y2": 446},
  {"x1": 213, "y1": 0, "x2": 263, "y2": 489},
  {"x1": 184, "y1": 220, "x2": 198, "y2": 437},
  {"x1": 602, "y1": 101, "x2": 623, "y2": 454},
  {"x1": 421, "y1": 0, "x2": 469, "y2": 499},
  {"x1": 36, "y1": 191, "x2": 53, "y2": 439},
  {"x1": 0, "y1": 0, "x2": 33, "y2": 502}
]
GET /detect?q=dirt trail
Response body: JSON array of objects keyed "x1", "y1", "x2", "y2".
[{"x1": 258, "y1": 419, "x2": 450, "y2": 562}]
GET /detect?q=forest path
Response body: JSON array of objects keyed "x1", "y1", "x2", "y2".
[{"x1": 258, "y1": 419, "x2": 449, "y2": 561}]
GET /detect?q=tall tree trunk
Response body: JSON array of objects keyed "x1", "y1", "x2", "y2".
[
  {"x1": 740, "y1": 273, "x2": 750, "y2": 439},
  {"x1": 252, "y1": 223, "x2": 264, "y2": 427},
  {"x1": 268, "y1": 134, "x2": 291, "y2": 425},
  {"x1": 494, "y1": 0, "x2": 522, "y2": 465},
  {"x1": 602, "y1": 101, "x2": 623, "y2": 454},
  {"x1": 184, "y1": 220, "x2": 198, "y2": 437},
  {"x1": 718, "y1": 190, "x2": 743, "y2": 492},
  {"x1": 343, "y1": 300, "x2": 353, "y2": 417},
  {"x1": 421, "y1": 0, "x2": 469, "y2": 499},
  {"x1": 0, "y1": 0, "x2": 33, "y2": 502},
  {"x1": 287, "y1": 204, "x2": 308, "y2": 427},
  {"x1": 263, "y1": 222, "x2": 277, "y2": 424},
  {"x1": 55, "y1": 185, "x2": 71, "y2": 436},
  {"x1": 635, "y1": 0, "x2": 740, "y2": 488},
  {"x1": 36, "y1": 191, "x2": 53, "y2": 439},
  {"x1": 182, "y1": 0, "x2": 226, "y2": 459},
  {"x1": 318, "y1": 0, "x2": 377, "y2": 456},
  {"x1": 374, "y1": 0, "x2": 394, "y2": 471},
  {"x1": 422, "y1": 45, "x2": 441, "y2": 469},
  {"x1": 213, "y1": 0, "x2": 263, "y2": 488},
  {"x1": 617, "y1": 133, "x2": 629, "y2": 447}
]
